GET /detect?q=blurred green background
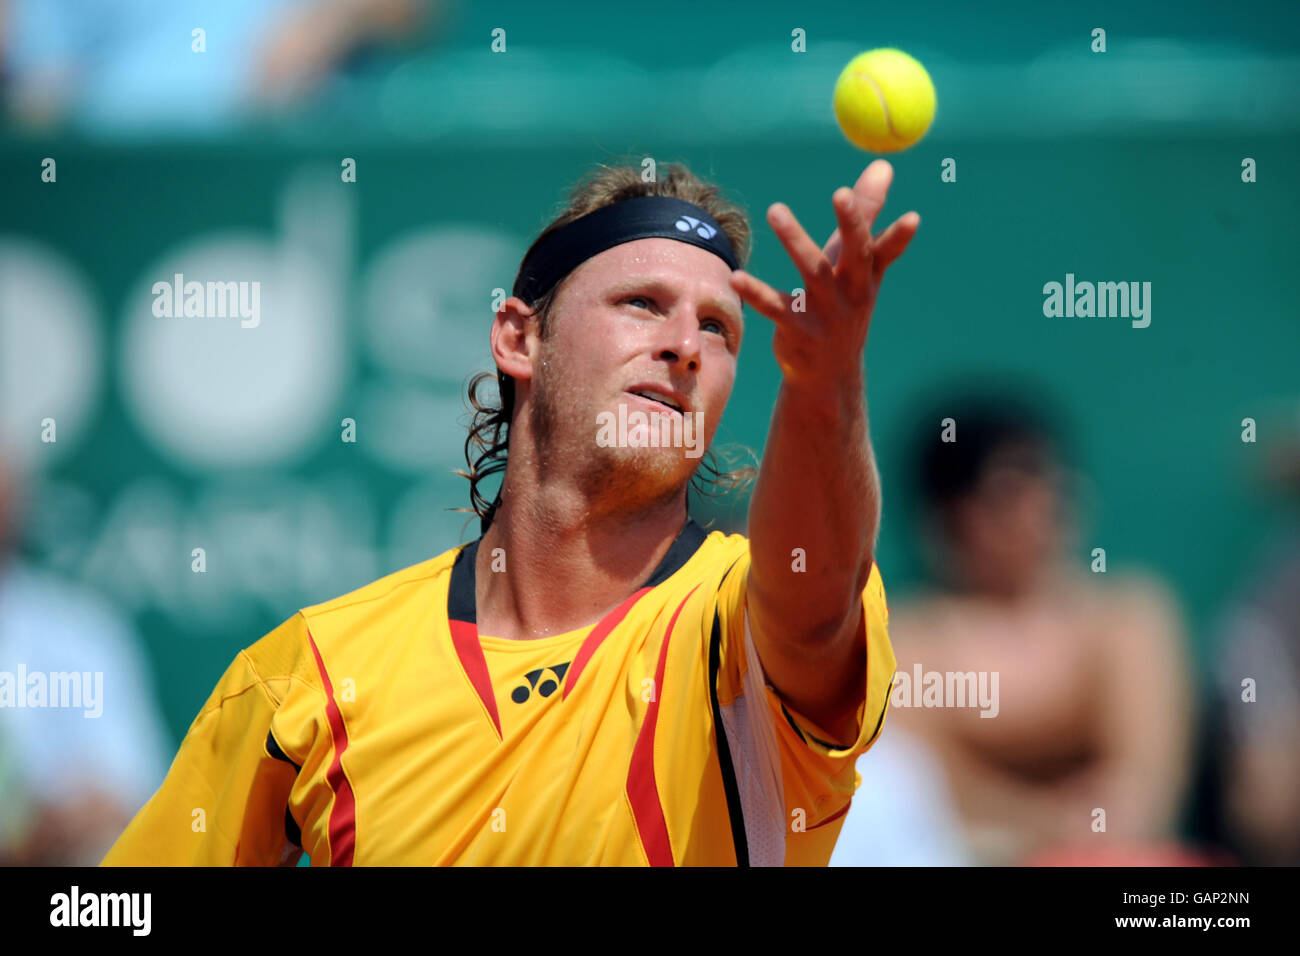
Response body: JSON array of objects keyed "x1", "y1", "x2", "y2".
[{"x1": 2, "y1": 0, "x2": 1298, "y2": 750}]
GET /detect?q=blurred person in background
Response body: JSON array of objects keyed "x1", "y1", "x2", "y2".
[
  {"x1": 886, "y1": 388, "x2": 1195, "y2": 865},
  {"x1": 1, "y1": 0, "x2": 441, "y2": 132},
  {"x1": 1211, "y1": 404, "x2": 1300, "y2": 865},
  {"x1": 0, "y1": 458, "x2": 171, "y2": 865}
]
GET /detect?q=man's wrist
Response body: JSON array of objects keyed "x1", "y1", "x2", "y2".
[{"x1": 778, "y1": 369, "x2": 866, "y2": 419}]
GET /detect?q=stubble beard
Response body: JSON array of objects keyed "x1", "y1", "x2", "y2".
[{"x1": 530, "y1": 369, "x2": 699, "y2": 517}]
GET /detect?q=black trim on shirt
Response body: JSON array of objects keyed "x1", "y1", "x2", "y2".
[
  {"x1": 266, "y1": 728, "x2": 302, "y2": 773},
  {"x1": 284, "y1": 805, "x2": 303, "y2": 849},
  {"x1": 781, "y1": 676, "x2": 893, "y2": 753},
  {"x1": 808, "y1": 729, "x2": 848, "y2": 751},
  {"x1": 447, "y1": 538, "x2": 481, "y2": 624},
  {"x1": 446, "y1": 518, "x2": 709, "y2": 626},
  {"x1": 266, "y1": 729, "x2": 304, "y2": 852},
  {"x1": 780, "y1": 701, "x2": 809, "y2": 745},
  {"x1": 642, "y1": 518, "x2": 709, "y2": 588},
  {"x1": 781, "y1": 700, "x2": 857, "y2": 752},
  {"x1": 708, "y1": 607, "x2": 749, "y2": 867},
  {"x1": 865, "y1": 675, "x2": 893, "y2": 746}
]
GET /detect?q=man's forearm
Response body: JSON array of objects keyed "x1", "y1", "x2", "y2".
[
  {"x1": 747, "y1": 372, "x2": 880, "y2": 643},
  {"x1": 727, "y1": 162, "x2": 915, "y2": 731}
]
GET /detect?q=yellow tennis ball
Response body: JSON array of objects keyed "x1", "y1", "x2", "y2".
[{"x1": 833, "y1": 48, "x2": 936, "y2": 153}]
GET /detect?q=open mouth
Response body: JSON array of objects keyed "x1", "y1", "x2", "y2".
[{"x1": 625, "y1": 389, "x2": 684, "y2": 415}]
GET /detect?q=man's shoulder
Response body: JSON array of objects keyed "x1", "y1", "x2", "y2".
[
  {"x1": 230, "y1": 543, "x2": 469, "y2": 696},
  {"x1": 286, "y1": 527, "x2": 746, "y2": 634},
  {"x1": 299, "y1": 541, "x2": 469, "y2": 625},
  {"x1": 671, "y1": 527, "x2": 750, "y2": 592},
  {"x1": 697, "y1": 527, "x2": 748, "y2": 558}
]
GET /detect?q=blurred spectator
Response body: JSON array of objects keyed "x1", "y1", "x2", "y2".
[
  {"x1": 885, "y1": 388, "x2": 1195, "y2": 865},
  {"x1": 1, "y1": 0, "x2": 441, "y2": 132},
  {"x1": 0, "y1": 460, "x2": 171, "y2": 865},
  {"x1": 1212, "y1": 406, "x2": 1300, "y2": 865}
]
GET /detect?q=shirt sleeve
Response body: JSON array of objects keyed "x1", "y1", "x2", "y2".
[
  {"x1": 711, "y1": 545, "x2": 895, "y2": 864},
  {"x1": 100, "y1": 614, "x2": 316, "y2": 867}
]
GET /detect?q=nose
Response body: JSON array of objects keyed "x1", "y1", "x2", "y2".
[{"x1": 653, "y1": 306, "x2": 702, "y2": 372}]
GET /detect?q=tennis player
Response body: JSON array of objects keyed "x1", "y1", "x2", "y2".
[{"x1": 102, "y1": 158, "x2": 920, "y2": 866}]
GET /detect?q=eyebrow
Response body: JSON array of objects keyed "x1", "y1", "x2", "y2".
[{"x1": 607, "y1": 276, "x2": 743, "y2": 328}]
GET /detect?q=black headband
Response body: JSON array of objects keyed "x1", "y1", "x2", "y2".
[{"x1": 512, "y1": 195, "x2": 740, "y2": 305}]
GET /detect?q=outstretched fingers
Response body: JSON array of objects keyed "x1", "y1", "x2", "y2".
[
  {"x1": 766, "y1": 202, "x2": 835, "y2": 290},
  {"x1": 830, "y1": 188, "x2": 875, "y2": 305},
  {"x1": 849, "y1": 159, "x2": 893, "y2": 235},
  {"x1": 729, "y1": 269, "x2": 792, "y2": 325},
  {"x1": 871, "y1": 211, "x2": 921, "y2": 273}
]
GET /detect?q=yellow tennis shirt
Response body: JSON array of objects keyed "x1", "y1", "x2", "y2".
[{"x1": 102, "y1": 520, "x2": 894, "y2": 866}]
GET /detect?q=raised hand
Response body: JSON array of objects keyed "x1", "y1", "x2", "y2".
[{"x1": 729, "y1": 159, "x2": 919, "y2": 388}]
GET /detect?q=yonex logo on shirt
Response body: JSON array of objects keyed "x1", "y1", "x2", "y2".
[{"x1": 510, "y1": 662, "x2": 571, "y2": 704}]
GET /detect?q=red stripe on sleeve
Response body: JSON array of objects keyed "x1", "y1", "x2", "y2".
[
  {"x1": 306, "y1": 628, "x2": 357, "y2": 867},
  {"x1": 808, "y1": 801, "x2": 852, "y2": 831}
]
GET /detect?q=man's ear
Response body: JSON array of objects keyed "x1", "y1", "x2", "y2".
[{"x1": 491, "y1": 296, "x2": 537, "y2": 384}]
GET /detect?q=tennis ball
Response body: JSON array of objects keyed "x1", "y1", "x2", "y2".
[{"x1": 833, "y1": 48, "x2": 936, "y2": 153}]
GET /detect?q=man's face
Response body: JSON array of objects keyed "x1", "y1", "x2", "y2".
[
  {"x1": 949, "y1": 447, "x2": 1067, "y2": 593},
  {"x1": 527, "y1": 237, "x2": 743, "y2": 506}
]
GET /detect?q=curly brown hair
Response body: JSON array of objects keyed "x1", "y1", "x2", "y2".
[{"x1": 458, "y1": 160, "x2": 759, "y2": 532}]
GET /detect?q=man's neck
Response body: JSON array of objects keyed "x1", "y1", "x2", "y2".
[{"x1": 474, "y1": 485, "x2": 690, "y2": 641}]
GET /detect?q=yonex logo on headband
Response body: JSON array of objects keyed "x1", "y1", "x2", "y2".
[
  {"x1": 512, "y1": 195, "x2": 740, "y2": 305},
  {"x1": 675, "y1": 216, "x2": 717, "y2": 240}
]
